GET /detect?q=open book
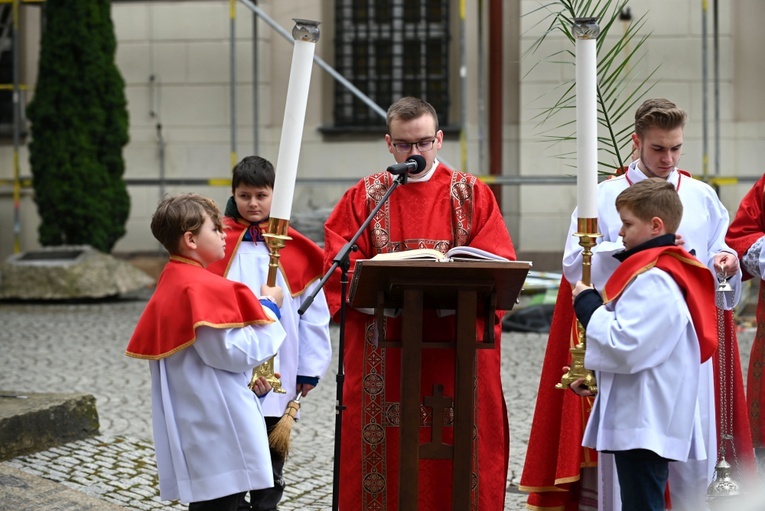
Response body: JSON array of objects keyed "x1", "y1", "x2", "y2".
[{"x1": 370, "y1": 246, "x2": 510, "y2": 262}]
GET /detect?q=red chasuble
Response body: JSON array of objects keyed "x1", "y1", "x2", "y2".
[
  {"x1": 207, "y1": 216, "x2": 323, "y2": 297},
  {"x1": 323, "y1": 164, "x2": 516, "y2": 511},
  {"x1": 520, "y1": 278, "x2": 594, "y2": 511},
  {"x1": 727, "y1": 173, "x2": 765, "y2": 448},
  {"x1": 126, "y1": 257, "x2": 274, "y2": 360}
]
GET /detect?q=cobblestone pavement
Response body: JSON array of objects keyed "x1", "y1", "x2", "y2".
[{"x1": 0, "y1": 295, "x2": 759, "y2": 510}]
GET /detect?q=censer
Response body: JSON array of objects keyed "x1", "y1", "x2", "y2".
[
  {"x1": 706, "y1": 457, "x2": 742, "y2": 510},
  {"x1": 706, "y1": 272, "x2": 743, "y2": 509}
]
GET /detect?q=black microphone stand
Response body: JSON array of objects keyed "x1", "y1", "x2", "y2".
[{"x1": 299, "y1": 171, "x2": 409, "y2": 511}]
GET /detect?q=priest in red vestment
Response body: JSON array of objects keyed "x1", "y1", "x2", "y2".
[
  {"x1": 323, "y1": 97, "x2": 517, "y2": 511},
  {"x1": 726, "y1": 173, "x2": 765, "y2": 458}
]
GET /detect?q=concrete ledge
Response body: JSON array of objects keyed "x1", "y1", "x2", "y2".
[
  {"x1": 0, "y1": 392, "x2": 99, "y2": 461},
  {"x1": 0, "y1": 463, "x2": 126, "y2": 510},
  {"x1": 0, "y1": 245, "x2": 155, "y2": 300}
]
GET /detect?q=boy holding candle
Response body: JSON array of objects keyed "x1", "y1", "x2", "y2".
[
  {"x1": 207, "y1": 155, "x2": 332, "y2": 511},
  {"x1": 126, "y1": 193, "x2": 286, "y2": 511},
  {"x1": 571, "y1": 178, "x2": 718, "y2": 511}
]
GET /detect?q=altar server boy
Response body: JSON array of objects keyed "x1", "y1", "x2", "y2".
[
  {"x1": 126, "y1": 193, "x2": 286, "y2": 511},
  {"x1": 571, "y1": 178, "x2": 718, "y2": 511}
]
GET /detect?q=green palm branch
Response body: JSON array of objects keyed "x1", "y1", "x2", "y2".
[{"x1": 525, "y1": 0, "x2": 658, "y2": 174}]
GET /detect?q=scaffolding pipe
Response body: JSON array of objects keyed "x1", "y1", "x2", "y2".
[
  {"x1": 252, "y1": 2, "x2": 259, "y2": 155},
  {"x1": 701, "y1": 0, "x2": 708, "y2": 178},
  {"x1": 477, "y1": 0, "x2": 485, "y2": 174},
  {"x1": 149, "y1": 74, "x2": 166, "y2": 201},
  {"x1": 488, "y1": 0, "x2": 502, "y2": 207},
  {"x1": 238, "y1": 0, "x2": 386, "y2": 120},
  {"x1": 238, "y1": 0, "x2": 455, "y2": 169},
  {"x1": 11, "y1": 0, "x2": 20, "y2": 253},
  {"x1": 230, "y1": 0, "x2": 237, "y2": 168},
  {"x1": 713, "y1": 0, "x2": 719, "y2": 177},
  {"x1": 459, "y1": 0, "x2": 466, "y2": 172}
]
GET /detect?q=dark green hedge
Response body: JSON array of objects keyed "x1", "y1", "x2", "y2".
[{"x1": 27, "y1": 0, "x2": 129, "y2": 253}]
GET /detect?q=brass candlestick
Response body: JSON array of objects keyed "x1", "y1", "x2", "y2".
[
  {"x1": 556, "y1": 217, "x2": 600, "y2": 392},
  {"x1": 250, "y1": 217, "x2": 292, "y2": 394}
]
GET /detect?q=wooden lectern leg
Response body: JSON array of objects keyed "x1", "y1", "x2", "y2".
[
  {"x1": 399, "y1": 288, "x2": 423, "y2": 510},
  {"x1": 453, "y1": 289, "x2": 478, "y2": 510}
]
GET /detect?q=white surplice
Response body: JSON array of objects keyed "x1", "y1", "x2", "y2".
[
  {"x1": 150, "y1": 323, "x2": 285, "y2": 503},
  {"x1": 583, "y1": 268, "x2": 707, "y2": 464}
]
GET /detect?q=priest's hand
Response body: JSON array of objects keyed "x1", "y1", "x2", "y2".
[{"x1": 713, "y1": 251, "x2": 739, "y2": 278}]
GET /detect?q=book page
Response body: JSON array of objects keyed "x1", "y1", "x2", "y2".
[
  {"x1": 370, "y1": 248, "x2": 447, "y2": 261},
  {"x1": 445, "y1": 246, "x2": 510, "y2": 262}
]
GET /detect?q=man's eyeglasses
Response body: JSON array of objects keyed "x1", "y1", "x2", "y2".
[{"x1": 391, "y1": 137, "x2": 436, "y2": 153}]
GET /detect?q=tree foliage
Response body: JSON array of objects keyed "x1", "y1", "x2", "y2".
[
  {"x1": 27, "y1": 0, "x2": 129, "y2": 252},
  {"x1": 525, "y1": 0, "x2": 658, "y2": 173}
]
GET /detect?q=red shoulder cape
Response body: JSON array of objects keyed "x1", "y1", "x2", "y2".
[
  {"x1": 125, "y1": 257, "x2": 274, "y2": 360},
  {"x1": 601, "y1": 245, "x2": 718, "y2": 362},
  {"x1": 207, "y1": 216, "x2": 323, "y2": 297}
]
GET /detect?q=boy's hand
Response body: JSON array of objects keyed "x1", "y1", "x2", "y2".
[
  {"x1": 572, "y1": 280, "x2": 593, "y2": 299},
  {"x1": 296, "y1": 383, "x2": 316, "y2": 398},
  {"x1": 250, "y1": 375, "x2": 273, "y2": 397},
  {"x1": 260, "y1": 284, "x2": 284, "y2": 308},
  {"x1": 563, "y1": 366, "x2": 597, "y2": 397},
  {"x1": 673, "y1": 233, "x2": 685, "y2": 247}
]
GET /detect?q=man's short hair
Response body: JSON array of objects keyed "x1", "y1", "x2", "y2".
[
  {"x1": 386, "y1": 96, "x2": 439, "y2": 133},
  {"x1": 231, "y1": 155, "x2": 275, "y2": 191},
  {"x1": 151, "y1": 193, "x2": 222, "y2": 254},
  {"x1": 615, "y1": 178, "x2": 683, "y2": 233},
  {"x1": 634, "y1": 98, "x2": 688, "y2": 137}
]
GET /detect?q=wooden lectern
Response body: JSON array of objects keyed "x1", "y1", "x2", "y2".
[{"x1": 348, "y1": 259, "x2": 530, "y2": 510}]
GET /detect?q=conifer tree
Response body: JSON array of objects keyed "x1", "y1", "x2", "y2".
[{"x1": 27, "y1": 0, "x2": 129, "y2": 252}]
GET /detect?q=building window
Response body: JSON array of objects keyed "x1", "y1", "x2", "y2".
[{"x1": 333, "y1": 0, "x2": 451, "y2": 130}]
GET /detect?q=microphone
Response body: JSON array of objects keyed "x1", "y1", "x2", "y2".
[{"x1": 386, "y1": 154, "x2": 427, "y2": 175}]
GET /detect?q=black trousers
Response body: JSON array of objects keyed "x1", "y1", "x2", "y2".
[
  {"x1": 237, "y1": 416, "x2": 286, "y2": 511},
  {"x1": 190, "y1": 492, "x2": 246, "y2": 511}
]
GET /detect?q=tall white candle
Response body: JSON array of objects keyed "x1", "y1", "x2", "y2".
[
  {"x1": 270, "y1": 21, "x2": 320, "y2": 221},
  {"x1": 574, "y1": 19, "x2": 599, "y2": 219}
]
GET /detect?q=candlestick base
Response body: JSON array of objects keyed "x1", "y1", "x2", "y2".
[
  {"x1": 556, "y1": 323, "x2": 598, "y2": 392},
  {"x1": 250, "y1": 357, "x2": 286, "y2": 394},
  {"x1": 556, "y1": 217, "x2": 601, "y2": 392}
]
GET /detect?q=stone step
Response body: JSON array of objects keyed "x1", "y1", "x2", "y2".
[
  {"x1": 0, "y1": 462, "x2": 127, "y2": 510},
  {"x1": 0, "y1": 392, "x2": 99, "y2": 461}
]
